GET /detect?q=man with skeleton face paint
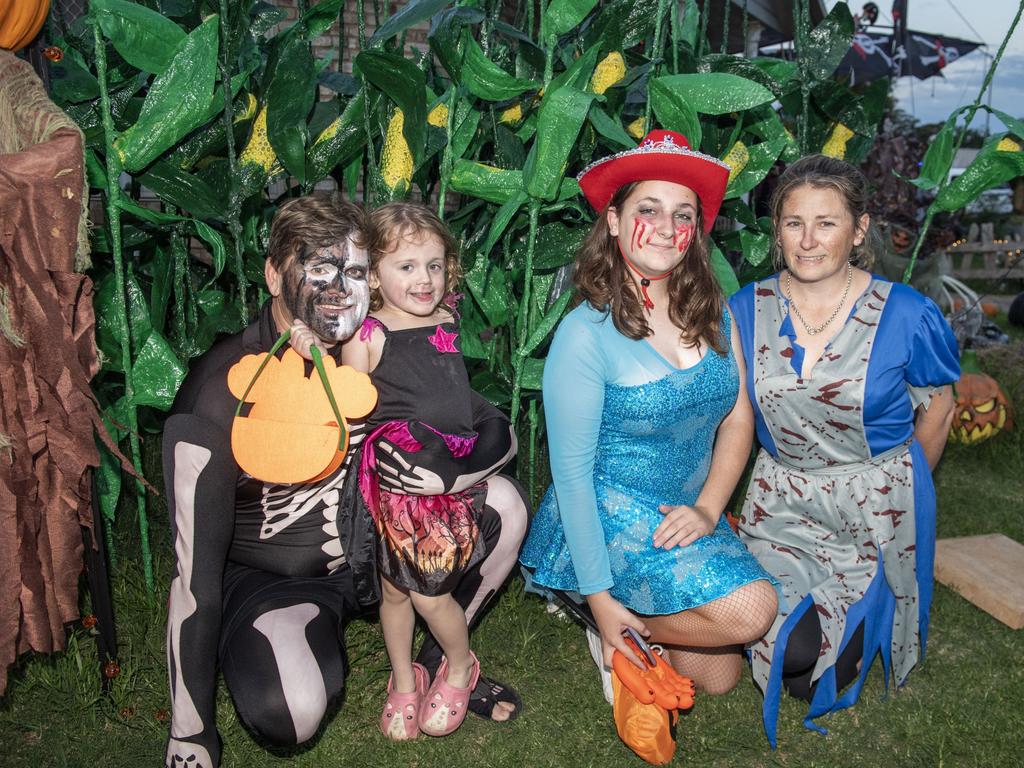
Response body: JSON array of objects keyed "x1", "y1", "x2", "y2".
[{"x1": 162, "y1": 194, "x2": 526, "y2": 767}]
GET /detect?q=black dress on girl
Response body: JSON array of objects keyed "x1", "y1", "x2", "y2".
[{"x1": 357, "y1": 314, "x2": 487, "y2": 595}]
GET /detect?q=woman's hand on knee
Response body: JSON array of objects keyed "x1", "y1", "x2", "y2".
[
  {"x1": 586, "y1": 591, "x2": 649, "y2": 669},
  {"x1": 653, "y1": 504, "x2": 717, "y2": 549}
]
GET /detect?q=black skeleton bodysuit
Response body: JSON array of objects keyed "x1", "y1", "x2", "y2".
[{"x1": 163, "y1": 302, "x2": 524, "y2": 767}]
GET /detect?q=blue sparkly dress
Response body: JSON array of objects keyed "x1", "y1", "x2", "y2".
[{"x1": 520, "y1": 303, "x2": 774, "y2": 615}]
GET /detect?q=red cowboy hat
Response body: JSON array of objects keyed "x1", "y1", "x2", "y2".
[{"x1": 577, "y1": 129, "x2": 730, "y2": 233}]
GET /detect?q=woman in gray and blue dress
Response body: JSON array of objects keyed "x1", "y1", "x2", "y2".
[
  {"x1": 730, "y1": 155, "x2": 959, "y2": 745},
  {"x1": 520, "y1": 130, "x2": 778, "y2": 695}
]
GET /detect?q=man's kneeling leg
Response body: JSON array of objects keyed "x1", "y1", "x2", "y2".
[{"x1": 220, "y1": 572, "x2": 351, "y2": 747}]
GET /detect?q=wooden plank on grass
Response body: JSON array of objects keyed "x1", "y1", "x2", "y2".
[{"x1": 935, "y1": 534, "x2": 1024, "y2": 630}]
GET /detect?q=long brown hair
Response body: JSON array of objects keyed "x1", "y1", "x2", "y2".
[
  {"x1": 769, "y1": 154, "x2": 884, "y2": 270},
  {"x1": 574, "y1": 181, "x2": 727, "y2": 354}
]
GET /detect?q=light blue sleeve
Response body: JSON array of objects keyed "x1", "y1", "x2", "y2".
[{"x1": 542, "y1": 309, "x2": 614, "y2": 595}]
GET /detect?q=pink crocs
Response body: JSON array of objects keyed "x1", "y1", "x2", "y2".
[
  {"x1": 418, "y1": 652, "x2": 481, "y2": 737},
  {"x1": 379, "y1": 662, "x2": 429, "y2": 740}
]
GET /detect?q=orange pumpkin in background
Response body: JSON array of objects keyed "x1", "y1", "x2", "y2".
[
  {"x1": 949, "y1": 351, "x2": 1015, "y2": 444},
  {"x1": 0, "y1": 0, "x2": 51, "y2": 52}
]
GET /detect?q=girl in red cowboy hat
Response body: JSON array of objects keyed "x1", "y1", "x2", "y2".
[{"x1": 521, "y1": 129, "x2": 779, "y2": 699}]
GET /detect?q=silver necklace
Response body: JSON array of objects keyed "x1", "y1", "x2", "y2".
[{"x1": 785, "y1": 263, "x2": 853, "y2": 336}]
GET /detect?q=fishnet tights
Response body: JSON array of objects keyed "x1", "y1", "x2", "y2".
[{"x1": 644, "y1": 580, "x2": 777, "y2": 694}]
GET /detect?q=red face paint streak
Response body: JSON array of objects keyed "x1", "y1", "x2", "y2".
[
  {"x1": 674, "y1": 223, "x2": 694, "y2": 253},
  {"x1": 630, "y1": 218, "x2": 646, "y2": 254}
]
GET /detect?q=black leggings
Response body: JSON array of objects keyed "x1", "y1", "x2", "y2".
[{"x1": 781, "y1": 608, "x2": 864, "y2": 702}]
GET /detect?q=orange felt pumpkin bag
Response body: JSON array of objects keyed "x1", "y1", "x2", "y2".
[{"x1": 228, "y1": 330, "x2": 377, "y2": 484}]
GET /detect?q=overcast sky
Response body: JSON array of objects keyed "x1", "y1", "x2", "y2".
[{"x1": 824, "y1": 0, "x2": 1024, "y2": 130}]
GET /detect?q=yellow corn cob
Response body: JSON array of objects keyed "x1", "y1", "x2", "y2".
[
  {"x1": 822, "y1": 123, "x2": 855, "y2": 160},
  {"x1": 314, "y1": 117, "x2": 341, "y2": 146},
  {"x1": 500, "y1": 103, "x2": 523, "y2": 125},
  {"x1": 380, "y1": 109, "x2": 413, "y2": 192},
  {"x1": 428, "y1": 103, "x2": 449, "y2": 128},
  {"x1": 240, "y1": 106, "x2": 280, "y2": 173},
  {"x1": 235, "y1": 93, "x2": 257, "y2": 123},
  {"x1": 723, "y1": 141, "x2": 749, "y2": 186},
  {"x1": 626, "y1": 117, "x2": 645, "y2": 139},
  {"x1": 590, "y1": 52, "x2": 626, "y2": 95},
  {"x1": 996, "y1": 136, "x2": 1022, "y2": 153}
]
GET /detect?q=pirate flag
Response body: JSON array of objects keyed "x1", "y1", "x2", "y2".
[{"x1": 837, "y1": 29, "x2": 981, "y2": 84}]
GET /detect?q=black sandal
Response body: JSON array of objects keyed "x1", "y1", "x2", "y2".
[{"x1": 468, "y1": 674, "x2": 522, "y2": 722}]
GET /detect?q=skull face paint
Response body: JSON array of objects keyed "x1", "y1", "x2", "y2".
[{"x1": 280, "y1": 239, "x2": 370, "y2": 343}]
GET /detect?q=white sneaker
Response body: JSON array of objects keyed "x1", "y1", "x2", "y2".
[{"x1": 585, "y1": 627, "x2": 614, "y2": 705}]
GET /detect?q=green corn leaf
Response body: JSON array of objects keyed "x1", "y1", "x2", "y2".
[
  {"x1": 94, "y1": 440, "x2": 123, "y2": 525},
  {"x1": 520, "y1": 357, "x2": 546, "y2": 390},
  {"x1": 370, "y1": 0, "x2": 451, "y2": 45},
  {"x1": 649, "y1": 77, "x2": 702, "y2": 146},
  {"x1": 914, "y1": 121, "x2": 956, "y2": 191},
  {"x1": 50, "y1": 56, "x2": 100, "y2": 103},
  {"x1": 462, "y1": 31, "x2": 540, "y2": 101},
  {"x1": 307, "y1": 90, "x2": 367, "y2": 181},
  {"x1": 725, "y1": 137, "x2": 787, "y2": 199},
  {"x1": 481, "y1": 192, "x2": 529, "y2": 257},
  {"x1": 192, "y1": 221, "x2": 228, "y2": 280},
  {"x1": 357, "y1": 50, "x2": 427, "y2": 165},
  {"x1": 526, "y1": 85, "x2": 595, "y2": 201},
  {"x1": 519, "y1": 287, "x2": 574, "y2": 358},
  {"x1": 680, "y1": 0, "x2": 700, "y2": 47},
  {"x1": 588, "y1": 104, "x2": 635, "y2": 149},
  {"x1": 899, "y1": 106, "x2": 972, "y2": 189},
  {"x1": 266, "y1": 31, "x2": 317, "y2": 183},
  {"x1": 94, "y1": 270, "x2": 152, "y2": 372},
  {"x1": 450, "y1": 160, "x2": 524, "y2": 204},
  {"x1": 91, "y1": 0, "x2": 186, "y2": 74},
  {"x1": 299, "y1": 0, "x2": 346, "y2": 39},
  {"x1": 801, "y1": 2, "x2": 855, "y2": 81},
  {"x1": 933, "y1": 144, "x2": 1024, "y2": 213},
  {"x1": 464, "y1": 253, "x2": 510, "y2": 326},
  {"x1": 982, "y1": 106, "x2": 1024, "y2": 140},
  {"x1": 129, "y1": 331, "x2": 187, "y2": 410},
  {"x1": 428, "y1": 6, "x2": 485, "y2": 83},
  {"x1": 533, "y1": 222, "x2": 587, "y2": 270},
  {"x1": 653, "y1": 73, "x2": 774, "y2": 116},
  {"x1": 751, "y1": 57, "x2": 798, "y2": 90},
  {"x1": 739, "y1": 228, "x2": 771, "y2": 266},
  {"x1": 137, "y1": 160, "x2": 224, "y2": 221},
  {"x1": 451, "y1": 101, "x2": 482, "y2": 160},
  {"x1": 699, "y1": 54, "x2": 785, "y2": 98},
  {"x1": 542, "y1": 0, "x2": 599, "y2": 40},
  {"x1": 115, "y1": 198, "x2": 227, "y2": 279},
  {"x1": 115, "y1": 16, "x2": 220, "y2": 172},
  {"x1": 148, "y1": 244, "x2": 173, "y2": 335},
  {"x1": 470, "y1": 369, "x2": 512, "y2": 407},
  {"x1": 709, "y1": 240, "x2": 739, "y2": 297}
]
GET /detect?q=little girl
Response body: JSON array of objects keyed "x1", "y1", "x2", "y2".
[{"x1": 343, "y1": 202, "x2": 497, "y2": 741}]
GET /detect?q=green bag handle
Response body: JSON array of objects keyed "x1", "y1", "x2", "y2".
[{"x1": 234, "y1": 329, "x2": 347, "y2": 451}]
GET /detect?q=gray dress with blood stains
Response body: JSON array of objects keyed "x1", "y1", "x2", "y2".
[{"x1": 730, "y1": 276, "x2": 959, "y2": 745}]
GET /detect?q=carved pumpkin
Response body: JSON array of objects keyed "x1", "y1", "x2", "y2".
[
  {"x1": 949, "y1": 351, "x2": 1014, "y2": 444},
  {"x1": 228, "y1": 346, "x2": 377, "y2": 484},
  {"x1": 0, "y1": 0, "x2": 51, "y2": 52}
]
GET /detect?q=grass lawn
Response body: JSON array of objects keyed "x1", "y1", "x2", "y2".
[{"x1": 2, "y1": 431, "x2": 1023, "y2": 767}]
